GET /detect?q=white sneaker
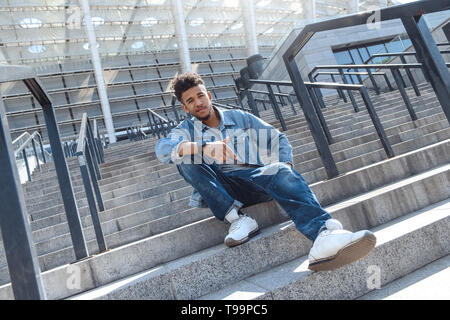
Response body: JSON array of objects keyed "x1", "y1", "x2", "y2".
[
  {"x1": 224, "y1": 209, "x2": 259, "y2": 248},
  {"x1": 308, "y1": 219, "x2": 376, "y2": 272}
]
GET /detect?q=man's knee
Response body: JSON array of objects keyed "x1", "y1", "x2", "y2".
[{"x1": 176, "y1": 163, "x2": 215, "y2": 181}]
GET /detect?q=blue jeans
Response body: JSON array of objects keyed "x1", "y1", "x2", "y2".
[{"x1": 176, "y1": 162, "x2": 332, "y2": 242}]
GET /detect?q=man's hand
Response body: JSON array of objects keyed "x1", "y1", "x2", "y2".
[{"x1": 202, "y1": 137, "x2": 238, "y2": 164}]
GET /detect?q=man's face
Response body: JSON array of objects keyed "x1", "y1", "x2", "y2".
[{"x1": 181, "y1": 84, "x2": 214, "y2": 121}]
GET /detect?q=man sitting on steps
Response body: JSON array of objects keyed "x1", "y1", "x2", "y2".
[{"x1": 155, "y1": 72, "x2": 376, "y2": 272}]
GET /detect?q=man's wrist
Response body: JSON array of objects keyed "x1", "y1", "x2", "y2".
[{"x1": 284, "y1": 161, "x2": 294, "y2": 168}]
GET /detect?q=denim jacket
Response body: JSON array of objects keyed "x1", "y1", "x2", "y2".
[{"x1": 155, "y1": 107, "x2": 294, "y2": 207}]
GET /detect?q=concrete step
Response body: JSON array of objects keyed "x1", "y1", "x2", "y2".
[
  {"x1": 357, "y1": 254, "x2": 450, "y2": 300},
  {"x1": 1, "y1": 137, "x2": 448, "y2": 287},
  {"x1": 198, "y1": 199, "x2": 450, "y2": 300},
  {"x1": 62, "y1": 169, "x2": 450, "y2": 300}
]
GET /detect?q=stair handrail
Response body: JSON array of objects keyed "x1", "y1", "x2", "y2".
[
  {"x1": 12, "y1": 131, "x2": 52, "y2": 182},
  {"x1": 248, "y1": 79, "x2": 395, "y2": 160},
  {"x1": 75, "y1": 112, "x2": 107, "y2": 254},
  {"x1": 282, "y1": 0, "x2": 450, "y2": 179}
]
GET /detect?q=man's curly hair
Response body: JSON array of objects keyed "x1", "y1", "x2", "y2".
[{"x1": 169, "y1": 72, "x2": 206, "y2": 103}]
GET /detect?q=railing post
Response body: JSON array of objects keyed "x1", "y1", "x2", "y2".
[
  {"x1": 38, "y1": 134, "x2": 46, "y2": 163},
  {"x1": 24, "y1": 78, "x2": 89, "y2": 261},
  {"x1": 308, "y1": 74, "x2": 326, "y2": 109},
  {"x1": 400, "y1": 56, "x2": 421, "y2": 96},
  {"x1": 402, "y1": 15, "x2": 450, "y2": 125},
  {"x1": 307, "y1": 86, "x2": 333, "y2": 145},
  {"x1": 86, "y1": 119, "x2": 102, "y2": 180},
  {"x1": 391, "y1": 68, "x2": 418, "y2": 121},
  {"x1": 383, "y1": 73, "x2": 395, "y2": 91},
  {"x1": 366, "y1": 68, "x2": 380, "y2": 95},
  {"x1": 78, "y1": 150, "x2": 107, "y2": 253},
  {"x1": 359, "y1": 87, "x2": 395, "y2": 158},
  {"x1": 266, "y1": 84, "x2": 287, "y2": 131},
  {"x1": 330, "y1": 73, "x2": 346, "y2": 100},
  {"x1": 0, "y1": 95, "x2": 46, "y2": 300},
  {"x1": 245, "y1": 89, "x2": 260, "y2": 118},
  {"x1": 284, "y1": 56, "x2": 338, "y2": 179},
  {"x1": 22, "y1": 149, "x2": 32, "y2": 182},
  {"x1": 286, "y1": 95, "x2": 297, "y2": 115},
  {"x1": 338, "y1": 69, "x2": 359, "y2": 112},
  {"x1": 31, "y1": 138, "x2": 40, "y2": 172},
  {"x1": 337, "y1": 72, "x2": 349, "y2": 103}
]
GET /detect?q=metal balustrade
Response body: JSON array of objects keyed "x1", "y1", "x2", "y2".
[
  {"x1": 12, "y1": 131, "x2": 51, "y2": 183},
  {"x1": 280, "y1": 0, "x2": 450, "y2": 179},
  {"x1": 75, "y1": 113, "x2": 107, "y2": 254}
]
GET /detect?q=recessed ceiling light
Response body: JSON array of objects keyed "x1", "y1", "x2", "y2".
[
  {"x1": 256, "y1": 0, "x2": 271, "y2": 7},
  {"x1": 264, "y1": 27, "x2": 274, "y2": 34},
  {"x1": 131, "y1": 41, "x2": 145, "y2": 49},
  {"x1": 189, "y1": 18, "x2": 204, "y2": 27},
  {"x1": 19, "y1": 17, "x2": 42, "y2": 29},
  {"x1": 230, "y1": 22, "x2": 243, "y2": 30},
  {"x1": 82, "y1": 16, "x2": 105, "y2": 27},
  {"x1": 28, "y1": 45, "x2": 46, "y2": 54},
  {"x1": 83, "y1": 42, "x2": 99, "y2": 50},
  {"x1": 141, "y1": 17, "x2": 158, "y2": 27}
]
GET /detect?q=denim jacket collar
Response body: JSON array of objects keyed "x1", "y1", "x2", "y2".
[{"x1": 191, "y1": 106, "x2": 235, "y2": 132}]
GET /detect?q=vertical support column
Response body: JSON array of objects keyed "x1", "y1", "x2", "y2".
[
  {"x1": 283, "y1": 56, "x2": 338, "y2": 179},
  {"x1": 303, "y1": 0, "x2": 316, "y2": 23},
  {"x1": 172, "y1": 0, "x2": 192, "y2": 72},
  {"x1": 0, "y1": 96, "x2": 46, "y2": 300},
  {"x1": 240, "y1": 0, "x2": 258, "y2": 57},
  {"x1": 79, "y1": 0, "x2": 116, "y2": 143},
  {"x1": 401, "y1": 15, "x2": 450, "y2": 125}
]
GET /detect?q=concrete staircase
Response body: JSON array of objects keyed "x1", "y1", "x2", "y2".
[{"x1": 0, "y1": 82, "x2": 449, "y2": 300}]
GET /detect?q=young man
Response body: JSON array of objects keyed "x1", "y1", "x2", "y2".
[{"x1": 155, "y1": 72, "x2": 376, "y2": 272}]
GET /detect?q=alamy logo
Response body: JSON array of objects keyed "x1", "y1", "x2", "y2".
[
  {"x1": 366, "y1": 265, "x2": 381, "y2": 290},
  {"x1": 66, "y1": 265, "x2": 81, "y2": 290},
  {"x1": 67, "y1": 6, "x2": 82, "y2": 30},
  {"x1": 366, "y1": 6, "x2": 381, "y2": 30}
]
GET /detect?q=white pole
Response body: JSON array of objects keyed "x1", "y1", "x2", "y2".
[
  {"x1": 79, "y1": 0, "x2": 116, "y2": 143},
  {"x1": 240, "y1": 0, "x2": 258, "y2": 57},
  {"x1": 172, "y1": 0, "x2": 192, "y2": 72}
]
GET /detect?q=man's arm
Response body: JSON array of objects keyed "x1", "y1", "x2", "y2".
[
  {"x1": 155, "y1": 127, "x2": 237, "y2": 164},
  {"x1": 155, "y1": 126, "x2": 193, "y2": 164}
]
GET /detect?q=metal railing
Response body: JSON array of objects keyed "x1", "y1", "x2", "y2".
[
  {"x1": 247, "y1": 79, "x2": 394, "y2": 159},
  {"x1": 75, "y1": 113, "x2": 107, "y2": 254},
  {"x1": 146, "y1": 108, "x2": 180, "y2": 138},
  {"x1": 0, "y1": 64, "x2": 89, "y2": 299},
  {"x1": 308, "y1": 44, "x2": 450, "y2": 100},
  {"x1": 281, "y1": 0, "x2": 450, "y2": 179},
  {"x1": 12, "y1": 131, "x2": 52, "y2": 183}
]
